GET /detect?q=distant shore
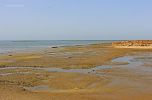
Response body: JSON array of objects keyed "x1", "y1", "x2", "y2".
[{"x1": 112, "y1": 40, "x2": 152, "y2": 48}]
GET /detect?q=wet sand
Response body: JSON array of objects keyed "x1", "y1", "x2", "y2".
[{"x1": 0, "y1": 43, "x2": 152, "y2": 100}]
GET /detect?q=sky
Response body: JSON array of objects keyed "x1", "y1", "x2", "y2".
[{"x1": 0, "y1": 0, "x2": 152, "y2": 40}]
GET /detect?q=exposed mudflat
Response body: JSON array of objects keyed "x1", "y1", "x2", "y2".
[{"x1": 0, "y1": 43, "x2": 152, "y2": 100}]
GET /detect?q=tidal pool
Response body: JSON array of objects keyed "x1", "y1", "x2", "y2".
[{"x1": 0, "y1": 53, "x2": 152, "y2": 93}]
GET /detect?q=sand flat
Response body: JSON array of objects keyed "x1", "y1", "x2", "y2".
[{"x1": 0, "y1": 43, "x2": 152, "y2": 100}]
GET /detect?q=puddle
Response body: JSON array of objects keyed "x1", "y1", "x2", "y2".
[
  {"x1": 0, "y1": 57, "x2": 131, "y2": 75},
  {"x1": 24, "y1": 85, "x2": 51, "y2": 92},
  {"x1": 42, "y1": 66, "x2": 112, "y2": 74},
  {"x1": 0, "y1": 53, "x2": 151, "y2": 76},
  {"x1": 0, "y1": 72, "x2": 31, "y2": 76},
  {"x1": 112, "y1": 55, "x2": 152, "y2": 73},
  {"x1": 0, "y1": 73, "x2": 13, "y2": 76},
  {"x1": 112, "y1": 56, "x2": 133, "y2": 63},
  {"x1": 0, "y1": 54, "x2": 151, "y2": 75},
  {"x1": 112, "y1": 56, "x2": 143, "y2": 68},
  {"x1": 0, "y1": 65, "x2": 112, "y2": 75},
  {"x1": 0, "y1": 67, "x2": 33, "y2": 70},
  {"x1": 23, "y1": 85, "x2": 87, "y2": 93},
  {"x1": 1, "y1": 53, "x2": 151, "y2": 92}
]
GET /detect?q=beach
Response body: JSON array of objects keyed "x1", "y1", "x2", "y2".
[{"x1": 0, "y1": 42, "x2": 152, "y2": 100}]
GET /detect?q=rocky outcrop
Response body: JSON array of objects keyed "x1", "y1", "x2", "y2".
[{"x1": 112, "y1": 40, "x2": 152, "y2": 48}]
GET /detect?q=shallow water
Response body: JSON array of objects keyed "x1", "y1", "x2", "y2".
[
  {"x1": 0, "y1": 65, "x2": 112, "y2": 76},
  {"x1": 112, "y1": 56, "x2": 133, "y2": 63},
  {"x1": 1, "y1": 53, "x2": 152, "y2": 92},
  {"x1": 112, "y1": 54, "x2": 152, "y2": 73},
  {"x1": 0, "y1": 53, "x2": 151, "y2": 75},
  {"x1": 0, "y1": 40, "x2": 115, "y2": 54},
  {"x1": 24, "y1": 85, "x2": 51, "y2": 92},
  {"x1": 0, "y1": 72, "x2": 31, "y2": 76}
]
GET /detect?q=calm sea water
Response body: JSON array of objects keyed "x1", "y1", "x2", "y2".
[{"x1": 0, "y1": 40, "x2": 116, "y2": 54}]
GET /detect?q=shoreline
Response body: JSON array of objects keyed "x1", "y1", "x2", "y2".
[
  {"x1": 0, "y1": 40, "x2": 114, "y2": 55},
  {"x1": 0, "y1": 42, "x2": 151, "y2": 69},
  {"x1": 0, "y1": 42, "x2": 109, "y2": 56}
]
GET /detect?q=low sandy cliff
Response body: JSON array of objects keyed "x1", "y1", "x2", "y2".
[{"x1": 112, "y1": 40, "x2": 152, "y2": 48}]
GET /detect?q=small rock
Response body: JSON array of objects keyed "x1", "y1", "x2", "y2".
[{"x1": 52, "y1": 46, "x2": 58, "y2": 48}]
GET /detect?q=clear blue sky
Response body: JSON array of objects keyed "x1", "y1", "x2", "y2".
[{"x1": 0, "y1": 0, "x2": 152, "y2": 40}]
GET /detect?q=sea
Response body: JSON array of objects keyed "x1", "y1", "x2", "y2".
[{"x1": 0, "y1": 40, "x2": 117, "y2": 54}]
